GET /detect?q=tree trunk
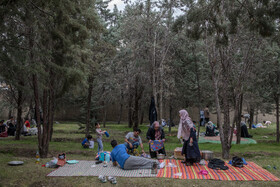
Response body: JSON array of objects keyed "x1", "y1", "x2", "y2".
[
  {"x1": 15, "y1": 83, "x2": 24, "y2": 140},
  {"x1": 103, "y1": 106, "x2": 107, "y2": 128},
  {"x1": 41, "y1": 89, "x2": 49, "y2": 157},
  {"x1": 140, "y1": 110, "x2": 144, "y2": 125},
  {"x1": 168, "y1": 102, "x2": 172, "y2": 135},
  {"x1": 32, "y1": 74, "x2": 43, "y2": 155},
  {"x1": 48, "y1": 77, "x2": 55, "y2": 142},
  {"x1": 255, "y1": 109, "x2": 258, "y2": 124},
  {"x1": 236, "y1": 93, "x2": 243, "y2": 144},
  {"x1": 221, "y1": 92, "x2": 231, "y2": 159},
  {"x1": 249, "y1": 106, "x2": 254, "y2": 129},
  {"x1": 86, "y1": 75, "x2": 93, "y2": 136},
  {"x1": 128, "y1": 84, "x2": 133, "y2": 128},
  {"x1": 194, "y1": 47, "x2": 202, "y2": 140},
  {"x1": 118, "y1": 91, "x2": 123, "y2": 124},
  {"x1": 276, "y1": 95, "x2": 279, "y2": 143},
  {"x1": 133, "y1": 76, "x2": 141, "y2": 128}
]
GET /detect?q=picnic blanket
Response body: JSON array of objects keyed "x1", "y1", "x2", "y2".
[
  {"x1": 199, "y1": 136, "x2": 257, "y2": 144},
  {"x1": 47, "y1": 160, "x2": 156, "y2": 177},
  {"x1": 47, "y1": 160, "x2": 279, "y2": 181},
  {"x1": 157, "y1": 159, "x2": 279, "y2": 181}
]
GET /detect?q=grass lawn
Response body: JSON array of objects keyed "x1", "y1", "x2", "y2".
[{"x1": 0, "y1": 122, "x2": 279, "y2": 187}]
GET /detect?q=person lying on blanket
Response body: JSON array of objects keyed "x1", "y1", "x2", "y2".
[
  {"x1": 110, "y1": 140, "x2": 159, "y2": 170},
  {"x1": 146, "y1": 121, "x2": 166, "y2": 158}
]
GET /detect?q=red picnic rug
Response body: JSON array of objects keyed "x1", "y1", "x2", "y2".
[{"x1": 157, "y1": 159, "x2": 279, "y2": 181}]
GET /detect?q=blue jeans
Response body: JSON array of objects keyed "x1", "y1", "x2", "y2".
[
  {"x1": 125, "y1": 142, "x2": 140, "y2": 152},
  {"x1": 96, "y1": 138, "x2": 103, "y2": 153}
]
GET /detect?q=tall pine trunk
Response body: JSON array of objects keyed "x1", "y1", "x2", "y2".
[
  {"x1": 118, "y1": 91, "x2": 123, "y2": 124},
  {"x1": 86, "y1": 75, "x2": 93, "y2": 136},
  {"x1": 221, "y1": 92, "x2": 231, "y2": 159},
  {"x1": 236, "y1": 93, "x2": 243, "y2": 144},
  {"x1": 33, "y1": 74, "x2": 44, "y2": 156},
  {"x1": 128, "y1": 84, "x2": 133, "y2": 128},
  {"x1": 276, "y1": 95, "x2": 279, "y2": 143},
  {"x1": 249, "y1": 106, "x2": 254, "y2": 129},
  {"x1": 15, "y1": 83, "x2": 23, "y2": 140}
]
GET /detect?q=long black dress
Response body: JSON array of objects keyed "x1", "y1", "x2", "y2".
[
  {"x1": 149, "y1": 97, "x2": 157, "y2": 126},
  {"x1": 182, "y1": 128, "x2": 201, "y2": 164},
  {"x1": 146, "y1": 126, "x2": 166, "y2": 158}
]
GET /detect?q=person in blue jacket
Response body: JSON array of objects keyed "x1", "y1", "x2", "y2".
[
  {"x1": 111, "y1": 140, "x2": 158, "y2": 170},
  {"x1": 82, "y1": 135, "x2": 93, "y2": 148}
]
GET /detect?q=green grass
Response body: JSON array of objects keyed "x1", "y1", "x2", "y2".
[{"x1": 0, "y1": 122, "x2": 279, "y2": 186}]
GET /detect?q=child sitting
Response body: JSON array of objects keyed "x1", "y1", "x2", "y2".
[
  {"x1": 82, "y1": 135, "x2": 93, "y2": 148},
  {"x1": 95, "y1": 122, "x2": 106, "y2": 153}
]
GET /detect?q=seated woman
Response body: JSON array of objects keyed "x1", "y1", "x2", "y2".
[
  {"x1": 178, "y1": 109, "x2": 201, "y2": 166},
  {"x1": 241, "y1": 121, "x2": 252, "y2": 138},
  {"x1": 146, "y1": 121, "x2": 166, "y2": 158}
]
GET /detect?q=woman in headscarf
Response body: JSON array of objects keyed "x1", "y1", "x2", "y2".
[{"x1": 178, "y1": 109, "x2": 201, "y2": 166}]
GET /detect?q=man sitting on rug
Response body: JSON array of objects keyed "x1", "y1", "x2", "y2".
[
  {"x1": 111, "y1": 140, "x2": 159, "y2": 170},
  {"x1": 146, "y1": 121, "x2": 166, "y2": 158},
  {"x1": 124, "y1": 128, "x2": 145, "y2": 155}
]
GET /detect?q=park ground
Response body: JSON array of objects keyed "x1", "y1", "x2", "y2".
[{"x1": 0, "y1": 122, "x2": 280, "y2": 187}]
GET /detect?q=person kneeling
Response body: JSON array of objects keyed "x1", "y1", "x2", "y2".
[
  {"x1": 82, "y1": 135, "x2": 94, "y2": 148},
  {"x1": 146, "y1": 121, "x2": 166, "y2": 158},
  {"x1": 111, "y1": 140, "x2": 159, "y2": 170}
]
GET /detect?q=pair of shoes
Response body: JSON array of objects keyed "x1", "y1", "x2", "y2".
[
  {"x1": 181, "y1": 160, "x2": 186, "y2": 163},
  {"x1": 96, "y1": 161, "x2": 102, "y2": 164},
  {"x1": 98, "y1": 175, "x2": 107, "y2": 183},
  {"x1": 108, "y1": 176, "x2": 117, "y2": 184}
]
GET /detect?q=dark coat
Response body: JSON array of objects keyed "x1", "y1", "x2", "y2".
[
  {"x1": 146, "y1": 126, "x2": 166, "y2": 158},
  {"x1": 182, "y1": 128, "x2": 201, "y2": 161},
  {"x1": 146, "y1": 127, "x2": 165, "y2": 141},
  {"x1": 149, "y1": 97, "x2": 157, "y2": 125}
]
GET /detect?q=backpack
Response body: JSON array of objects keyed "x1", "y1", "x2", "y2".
[{"x1": 232, "y1": 156, "x2": 244, "y2": 168}]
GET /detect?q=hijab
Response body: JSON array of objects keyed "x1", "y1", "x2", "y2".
[{"x1": 177, "y1": 109, "x2": 194, "y2": 140}]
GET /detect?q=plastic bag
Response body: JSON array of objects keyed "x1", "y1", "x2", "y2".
[
  {"x1": 174, "y1": 172, "x2": 182, "y2": 177},
  {"x1": 159, "y1": 162, "x2": 165, "y2": 168},
  {"x1": 166, "y1": 163, "x2": 177, "y2": 168}
]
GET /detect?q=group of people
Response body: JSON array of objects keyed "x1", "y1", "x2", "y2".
[
  {"x1": 0, "y1": 116, "x2": 17, "y2": 137},
  {"x1": 0, "y1": 116, "x2": 37, "y2": 137},
  {"x1": 109, "y1": 109, "x2": 201, "y2": 170}
]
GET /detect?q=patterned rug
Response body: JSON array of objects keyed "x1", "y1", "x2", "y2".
[
  {"x1": 47, "y1": 159, "x2": 279, "y2": 181},
  {"x1": 198, "y1": 136, "x2": 257, "y2": 144},
  {"x1": 47, "y1": 160, "x2": 156, "y2": 177},
  {"x1": 157, "y1": 159, "x2": 279, "y2": 181}
]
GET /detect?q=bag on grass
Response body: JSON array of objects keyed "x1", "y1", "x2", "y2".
[
  {"x1": 232, "y1": 156, "x2": 244, "y2": 168},
  {"x1": 208, "y1": 158, "x2": 229, "y2": 170},
  {"x1": 57, "y1": 153, "x2": 66, "y2": 167}
]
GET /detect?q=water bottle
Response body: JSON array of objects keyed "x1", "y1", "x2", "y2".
[
  {"x1": 105, "y1": 153, "x2": 110, "y2": 163},
  {"x1": 35, "y1": 151, "x2": 40, "y2": 164},
  {"x1": 46, "y1": 162, "x2": 50, "y2": 168},
  {"x1": 99, "y1": 152, "x2": 105, "y2": 161}
]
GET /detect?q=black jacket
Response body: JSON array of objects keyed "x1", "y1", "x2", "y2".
[{"x1": 146, "y1": 126, "x2": 165, "y2": 140}]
